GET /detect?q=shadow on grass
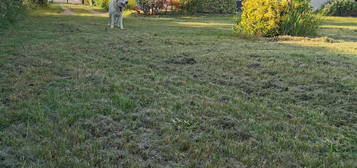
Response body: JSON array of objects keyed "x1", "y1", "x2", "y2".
[{"x1": 318, "y1": 16, "x2": 357, "y2": 42}]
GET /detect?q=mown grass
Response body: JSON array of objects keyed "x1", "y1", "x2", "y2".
[{"x1": 0, "y1": 4, "x2": 356, "y2": 167}]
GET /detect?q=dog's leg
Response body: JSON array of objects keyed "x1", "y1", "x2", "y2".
[
  {"x1": 108, "y1": 13, "x2": 112, "y2": 27},
  {"x1": 120, "y1": 14, "x2": 124, "y2": 29},
  {"x1": 111, "y1": 14, "x2": 115, "y2": 29},
  {"x1": 116, "y1": 16, "x2": 120, "y2": 28}
]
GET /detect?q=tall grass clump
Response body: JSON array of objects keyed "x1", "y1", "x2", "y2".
[
  {"x1": 234, "y1": 0, "x2": 320, "y2": 37},
  {"x1": 279, "y1": 1, "x2": 320, "y2": 36},
  {"x1": 321, "y1": 0, "x2": 357, "y2": 16}
]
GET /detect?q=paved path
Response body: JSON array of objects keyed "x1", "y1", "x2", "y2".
[
  {"x1": 60, "y1": 4, "x2": 75, "y2": 15},
  {"x1": 57, "y1": 2, "x2": 106, "y2": 16},
  {"x1": 53, "y1": 0, "x2": 82, "y2": 4}
]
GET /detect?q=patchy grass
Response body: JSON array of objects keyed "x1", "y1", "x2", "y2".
[{"x1": 0, "y1": 5, "x2": 356, "y2": 167}]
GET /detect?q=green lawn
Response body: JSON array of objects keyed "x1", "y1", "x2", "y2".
[{"x1": 0, "y1": 4, "x2": 356, "y2": 167}]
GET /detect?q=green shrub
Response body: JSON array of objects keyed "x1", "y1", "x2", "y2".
[
  {"x1": 179, "y1": 0, "x2": 236, "y2": 14},
  {"x1": 0, "y1": 0, "x2": 26, "y2": 29},
  {"x1": 321, "y1": 0, "x2": 357, "y2": 16},
  {"x1": 234, "y1": 0, "x2": 320, "y2": 37}
]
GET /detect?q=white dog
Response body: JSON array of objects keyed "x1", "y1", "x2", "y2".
[{"x1": 108, "y1": 0, "x2": 128, "y2": 29}]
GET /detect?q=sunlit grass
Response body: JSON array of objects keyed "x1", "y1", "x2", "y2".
[
  {"x1": 63, "y1": 4, "x2": 134, "y2": 17},
  {"x1": 280, "y1": 40, "x2": 357, "y2": 55},
  {"x1": 321, "y1": 25, "x2": 357, "y2": 30},
  {"x1": 174, "y1": 21, "x2": 232, "y2": 27},
  {"x1": 323, "y1": 16, "x2": 357, "y2": 25},
  {"x1": 30, "y1": 4, "x2": 63, "y2": 16}
]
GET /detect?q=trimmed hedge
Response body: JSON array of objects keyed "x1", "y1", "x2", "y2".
[{"x1": 179, "y1": 0, "x2": 236, "y2": 14}]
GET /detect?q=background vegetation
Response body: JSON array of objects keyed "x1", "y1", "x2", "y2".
[
  {"x1": 179, "y1": 0, "x2": 236, "y2": 14},
  {"x1": 0, "y1": 0, "x2": 49, "y2": 29},
  {"x1": 0, "y1": 0, "x2": 26, "y2": 29},
  {"x1": 83, "y1": 0, "x2": 236, "y2": 14},
  {"x1": 136, "y1": 0, "x2": 166, "y2": 15},
  {"x1": 85, "y1": 0, "x2": 136, "y2": 11},
  {"x1": 26, "y1": 0, "x2": 48, "y2": 7},
  {"x1": 321, "y1": 0, "x2": 357, "y2": 17}
]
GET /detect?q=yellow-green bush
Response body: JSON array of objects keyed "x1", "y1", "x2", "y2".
[
  {"x1": 234, "y1": 0, "x2": 289, "y2": 36},
  {"x1": 234, "y1": 0, "x2": 320, "y2": 37},
  {"x1": 127, "y1": 0, "x2": 136, "y2": 9}
]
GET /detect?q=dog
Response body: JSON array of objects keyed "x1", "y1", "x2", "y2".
[{"x1": 108, "y1": 0, "x2": 128, "y2": 29}]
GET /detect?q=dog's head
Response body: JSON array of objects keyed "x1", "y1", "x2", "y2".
[{"x1": 116, "y1": 0, "x2": 128, "y2": 8}]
